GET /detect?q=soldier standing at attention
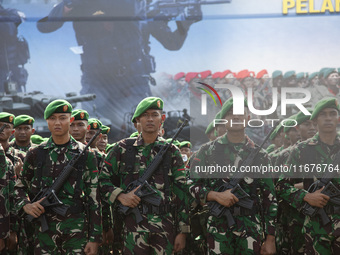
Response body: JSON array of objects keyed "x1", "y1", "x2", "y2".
[
  {"x1": 14, "y1": 99, "x2": 101, "y2": 255},
  {"x1": 277, "y1": 98, "x2": 340, "y2": 254},
  {"x1": 99, "y1": 97, "x2": 190, "y2": 254},
  {"x1": 190, "y1": 98, "x2": 277, "y2": 254},
  {"x1": 97, "y1": 125, "x2": 110, "y2": 153},
  {"x1": 69, "y1": 109, "x2": 90, "y2": 145},
  {"x1": 11, "y1": 115, "x2": 35, "y2": 152}
]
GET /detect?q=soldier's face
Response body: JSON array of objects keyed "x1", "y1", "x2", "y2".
[
  {"x1": 315, "y1": 108, "x2": 339, "y2": 133},
  {"x1": 326, "y1": 72, "x2": 340, "y2": 87},
  {"x1": 178, "y1": 78, "x2": 186, "y2": 87},
  {"x1": 224, "y1": 109, "x2": 249, "y2": 132},
  {"x1": 14, "y1": 125, "x2": 34, "y2": 143},
  {"x1": 46, "y1": 113, "x2": 72, "y2": 137},
  {"x1": 287, "y1": 128, "x2": 300, "y2": 145},
  {"x1": 0, "y1": 122, "x2": 13, "y2": 142},
  {"x1": 70, "y1": 120, "x2": 88, "y2": 141},
  {"x1": 137, "y1": 109, "x2": 163, "y2": 134},
  {"x1": 216, "y1": 123, "x2": 227, "y2": 137},
  {"x1": 297, "y1": 120, "x2": 316, "y2": 140},
  {"x1": 97, "y1": 134, "x2": 108, "y2": 152},
  {"x1": 180, "y1": 147, "x2": 192, "y2": 159},
  {"x1": 86, "y1": 129, "x2": 101, "y2": 148}
]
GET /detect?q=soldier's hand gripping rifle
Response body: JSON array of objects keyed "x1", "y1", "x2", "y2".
[
  {"x1": 26, "y1": 128, "x2": 102, "y2": 232},
  {"x1": 302, "y1": 151, "x2": 340, "y2": 226},
  {"x1": 207, "y1": 123, "x2": 278, "y2": 227},
  {"x1": 118, "y1": 119, "x2": 188, "y2": 224}
]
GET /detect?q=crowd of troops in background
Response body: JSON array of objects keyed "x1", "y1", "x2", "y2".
[{"x1": 0, "y1": 91, "x2": 339, "y2": 255}]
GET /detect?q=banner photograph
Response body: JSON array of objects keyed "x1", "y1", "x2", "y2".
[{"x1": 1, "y1": 0, "x2": 340, "y2": 254}]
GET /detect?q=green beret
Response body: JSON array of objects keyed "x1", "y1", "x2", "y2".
[
  {"x1": 270, "y1": 123, "x2": 283, "y2": 140},
  {"x1": 13, "y1": 115, "x2": 34, "y2": 128},
  {"x1": 283, "y1": 71, "x2": 296, "y2": 80},
  {"x1": 71, "y1": 109, "x2": 89, "y2": 121},
  {"x1": 88, "y1": 118, "x2": 102, "y2": 130},
  {"x1": 296, "y1": 72, "x2": 305, "y2": 80},
  {"x1": 0, "y1": 112, "x2": 15, "y2": 124},
  {"x1": 179, "y1": 141, "x2": 192, "y2": 149},
  {"x1": 266, "y1": 144, "x2": 276, "y2": 154},
  {"x1": 220, "y1": 98, "x2": 248, "y2": 119},
  {"x1": 318, "y1": 67, "x2": 330, "y2": 78},
  {"x1": 215, "y1": 111, "x2": 222, "y2": 119},
  {"x1": 31, "y1": 134, "x2": 47, "y2": 145},
  {"x1": 101, "y1": 125, "x2": 110, "y2": 134},
  {"x1": 295, "y1": 108, "x2": 313, "y2": 125},
  {"x1": 283, "y1": 114, "x2": 298, "y2": 133},
  {"x1": 130, "y1": 131, "x2": 139, "y2": 138},
  {"x1": 308, "y1": 72, "x2": 318, "y2": 81},
  {"x1": 310, "y1": 98, "x2": 340, "y2": 120},
  {"x1": 166, "y1": 138, "x2": 180, "y2": 147},
  {"x1": 272, "y1": 70, "x2": 282, "y2": 79},
  {"x1": 44, "y1": 99, "x2": 72, "y2": 120},
  {"x1": 131, "y1": 97, "x2": 163, "y2": 123},
  {"x1": 323, "y1": 68, "x2": 337, "y2": 79},
  {"x1": 205, "y1": 121, "x2": 214, "y2": 135}
]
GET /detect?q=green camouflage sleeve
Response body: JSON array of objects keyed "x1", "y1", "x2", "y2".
[
  {"x1": 0, "y1": 146, "x2": 9, "y2": 239},
  {"x1": 276, "y1": 146, "x2": 308, "y2": 210},
  {"x1": 84, "y1": 150, "x2": 102, "y2": 243},
  {"x1": 99, "y1": 145, "x2": 124, "y2": 205},
  {"x1": 171, "y1": 147, "x2": 190, "y2": 233}
]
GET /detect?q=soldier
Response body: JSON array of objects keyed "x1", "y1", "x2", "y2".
[
  {"x1": 99, "y1": 97, "x2": 190, "y2": 254},
  {"x1": 0, "y1": 144, "x2": 13, "y2": 254},
  {"x1": 11, "y1": 115, "x2": 35, "y2": 152},
  {"x1": 179, "y1": 141, "x2": 192, "y2": 164},
  {"x1": 277, "y1": 98, "x2": 340, "y2": 254},
  {"x1": 69, "y1": 109, "x2": 90, "y2": 144},
  {"x1": 189, "y1": 98, "x2": 277, "y2": 254},
  {"x1": 97, "y1": 125, "x2": 110, "y2": 153},
  {"x1": 14, "y1": 99, "x2": 101, "y2": 254},
  {"x1": 205, "y1": 121, "x2": 217, "y2": 142}
]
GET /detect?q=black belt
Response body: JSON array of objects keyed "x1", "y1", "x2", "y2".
[{"x1": 139, "y1": 204, "x2": 172, "y2": 215}]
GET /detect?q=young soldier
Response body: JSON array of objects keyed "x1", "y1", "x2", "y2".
[
  {"x1": 11, "y1": 115, "x2": 35, "y2": 152},
  {"x1": 70, "y1": 109, "x2": 90, "y2": 144},
  {"x1": 97, "y1": 125, "x2": 110, "y2": 153},
  {"x1": 99, "y1": 97, "x2": 190, "y2": 254},
  {"x1": 190, "y1": 98, "x2": 277, "y2": 254},
  {"x1": 14, "y1": 99, "x2": 101, "y2": 255},
  {"x1": 277, "y1": 98, "x2": 340, "y2": 254}
]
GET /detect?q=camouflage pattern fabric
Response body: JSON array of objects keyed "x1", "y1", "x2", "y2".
[
  {"x1": 189, "y1": 134, "x2": 277, "y2": 254},
  {"x1": 8, "y1": 140, "x2": 33, "y2": 153},
  {"x1": 277, "y1": 133, "x2": 340, "y2": 254},
  {"x1": 0, "y1": 145, "x2": 11, "y2": 240},
  {"x1": 99, "y1": 135, "x2": 189, "y2": 253},
  {"x1": 14, "y1": 136, "x2": 102, "y2": 254}
]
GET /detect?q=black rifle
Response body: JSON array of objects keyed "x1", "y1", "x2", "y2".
[
  {"x1": 207, "y1": 123, "x2": 278, "y2": 227},
  {"x1": 118, "y1": 119, "x2": 188, "y2": 223},
  {"x1": 26, "y1": 128, "x2": 102, "y2": 232},
  {"x1": 147, "y1": 0, "x2": 232, "y2": 21},
  {"x1": 302, "y1": 151, "x2": 340, "y2": 225}
]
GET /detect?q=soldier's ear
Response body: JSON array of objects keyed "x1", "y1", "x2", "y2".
[
  {"x1": 161, "y1": 114, "x2": 166, "y2": 123},
  {"x1": 70, "y1": 117, "x2": 75, "y2": 124},
  {"x1": 11, "y1": 129, "x2": 15, "y2": 135},
  {"x1": 87, "y1": 125, "x2": 91, "y2": 131},
  {"x1": 31, "y1": 128, "x2": 35, "y2": 134}
]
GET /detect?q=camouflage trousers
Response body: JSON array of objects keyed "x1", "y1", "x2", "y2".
[
  {"x1": 33, "y1": 221, "x2": 87, "y2": 255},
  {"x1": 287, "y1": 208, "x2": 304, "y2": 255},
  {"x1": 304, "y1": 233, "x2": 340, "y2": 254},
  {"x1": 206, "y1": 229, "x2": 262, "y2": 254},
  {"x1": 122, "y1": 231, "x2": 174, "y2": 255}
]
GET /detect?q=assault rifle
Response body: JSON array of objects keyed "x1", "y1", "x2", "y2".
[
  {"x1": 302, "y1": 151, "x2": 340, "y2": 225},
  {"x1": 207, "y1": 123, "x2": 278, "y2": 227},
  {"x1": 26, "y1": 128, "x2": 102, "y2": 232},
  {"x1": 118, "y1": 119, "x2": 188, "y2": 223}
]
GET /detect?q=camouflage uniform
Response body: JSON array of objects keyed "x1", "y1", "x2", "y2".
[
  {"x1": 0, "y1": 145, "x2": 12, "y2": 243},
  {"x1": 14, "y1": 136, "x2": 102, "y2": 254},
  {"x1": 277, "y1": 133, "x2": 340, "y2": 254},
  {"x1": 99, "y1": 135, "x2": 190, "y2": 255},
  {"x1": 189, "y1": 134, "x2": 277, "y2": 254},
  {"x1": 8, "y1": 140, "x2": 33, "y2": 153}
]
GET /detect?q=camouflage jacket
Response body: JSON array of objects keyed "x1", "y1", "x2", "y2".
[
  {"x1": 0, "y1": 145, "x2": 14, "y2": 239},
  {"x1": 189, "y1": 134, "x2": 277, "y2": 236},
  {"x1": 99, "y1": 135, "x2": 190, "y2": 233},
  {"x1": 277, "y1": 133, "x2": 340, "y2": 211},
  {"x1": 14, "y1": 136, "x2": 102, "y2": 242},
  {"x1": 9, "y1": 140, "x2": 34, "y2": 153}
]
